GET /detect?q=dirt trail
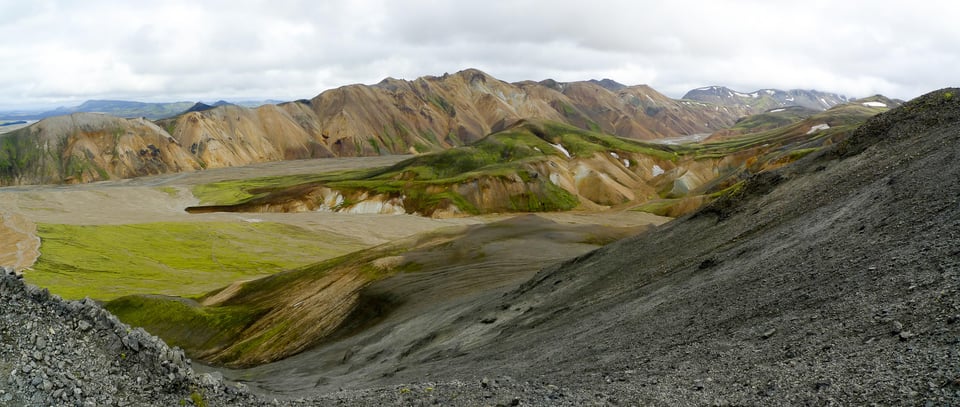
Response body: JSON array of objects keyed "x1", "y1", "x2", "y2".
[{"x1": 0, "y1": 211, "x2": 40, "y2": 271}]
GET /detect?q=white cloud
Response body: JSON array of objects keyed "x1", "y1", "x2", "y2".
[{"x1": 0, "y1": 0, "x2": 958, "y2": 109}]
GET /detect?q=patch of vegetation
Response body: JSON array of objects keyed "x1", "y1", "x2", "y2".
[
  {"x1": 631, "y1": 198, "x2": 683, "y2": 216},
  {"x1": 428, "y1": 96, "x2": 456, "y2": 116},
  {"x1": 0, "y1": 129, "x2": 45, "y2": 184},
  {"x1": 191, "y1": 168, "x2": 383, "y2": 205},
  {"x1": 367, "y1": 137, "x2": 382, "y2": 154},
  {"x1": 106, "y1": 296, "x2": 264, "y2": 351},
  {"x1": 534, "y1": 121, "x2": 678, "y2": 160},
  {"x1": 26, "y1": 221, "x2": 367, "y2": 300},
  {"x1": 190, "y1": 389, "x2": 207, "y2": 407},
  {"x1": 633, "y1": 181, "x2": 745, "y2": 217},
  {"x1": 673, "y1": 102, "x2": 884, "y2": 161},
  {"x1": 728, "y1": 106, "x2": 818, "y2": 133}
]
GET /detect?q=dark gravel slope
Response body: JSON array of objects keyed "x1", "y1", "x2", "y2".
[{"x1": 302, "y1": 88, "x2": 960, "y2": 405}]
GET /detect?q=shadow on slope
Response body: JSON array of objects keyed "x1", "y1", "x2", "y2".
[{"x1": 106, "y1": 215, "x2": 653, "y2": 368}]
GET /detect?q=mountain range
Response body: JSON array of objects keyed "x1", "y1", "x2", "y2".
[
  {"x1": 0, "y1": 69, "x2": 862, "y2": 187},
  {"x1": 0, "y1": 99, "x2": 283, "y2": 121},
  {"x1": 683, "y1": 85, "x2": 851, "y2": 111}
]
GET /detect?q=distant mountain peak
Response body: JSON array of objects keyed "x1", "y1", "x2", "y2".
[
  {"x1": 588, "y1": 79, "x2": 627, "y2": 91},
  {"x1": 683, "y1": 86, "x2": 849, "y2": 112}
]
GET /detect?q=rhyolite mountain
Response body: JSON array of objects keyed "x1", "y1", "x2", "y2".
[
  {"x1": 0, "y1": 114, "x2": 200, "y2": 185},
  {"x1": 0, "y1": 69, "x2": 861, "y2": 186}
]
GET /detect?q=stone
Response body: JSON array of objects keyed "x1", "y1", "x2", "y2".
[
  {"x1": 198, "y1": 372, "x2": 222, "y2": 388},
  {"x1": 762, "y1": 328, "x2": 777, "y2": 339},
  {"x1": 122, "y1": 335, "x2": 140, "y2": 352}
]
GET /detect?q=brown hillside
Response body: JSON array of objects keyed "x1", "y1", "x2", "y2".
[
  {"x1": 0, "y1": 113, "x2": 200, "y2": 185},
  {"x1": 1, "y1": 69, "x2": 757, "y2": 186}
]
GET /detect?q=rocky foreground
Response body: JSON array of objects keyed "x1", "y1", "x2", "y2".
[{"x1": 0, "y1": 266, "x2": 262, "y2": 406}]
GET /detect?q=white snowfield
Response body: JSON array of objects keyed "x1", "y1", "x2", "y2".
[
  {"x1": 806, "y1": 123, "x2": 831, "y2": 134},
  {"x1": 551, "y1": 143, "x2": 572, "y2": 158},
  {"x1": 862, "y1": 101, "x2": 887, "y2": 108}
]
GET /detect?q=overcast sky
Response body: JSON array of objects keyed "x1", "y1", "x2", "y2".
[{"x1": 1, "y1": 0, "x2": 957, "y2": 109}]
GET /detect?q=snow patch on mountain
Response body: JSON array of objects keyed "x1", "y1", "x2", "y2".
[
  {"x1": 806, "y1": 123, "x2": 831, "y2": 134},
  {"x1": 551, "y1": 143, "x2": 572, "y2": 158},
  {"x1": 652, "y1": 164, "x2": 665, "y2": 177}
]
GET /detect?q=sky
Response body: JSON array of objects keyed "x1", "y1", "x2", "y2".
[{"x1": 1, "y1": 0, "x2": 957, "y2": 110}]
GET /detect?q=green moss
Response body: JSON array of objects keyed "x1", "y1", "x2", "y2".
[
  {"x1": 26, "y1": 221, "x2": 366, "y2": 300},
  {"x1": 507, "y1": 180, "x2": 579, "y2": 212},
  {"x1": 404, "y1": 187, "x2": 480, "y2": 215},
  {"x1": 784, "y1": 147, "x2": 820, "y2": 160},
  {"x1": 0, "y1": 130, "x2": 46, "y2": 183},
  {"x1": 631, "y1": 198, "x2": 682, "y2": 216},
  {"x1": 429, "y1": 96, "x2": 456, "y2": 116},
  {"x1": 190, "y1": 390, "x2": 207, "y2": 407},
  {"x1": 216, "y1": 319, "x2": 291, "y2": 362},
  {"x1": 106, "y1": 296, "x2": 264, "y2": 351},
  {"x1": 191, "y1": 169, "x2": 382, "y2": 205},
  {"x1": 367, "y1": 137, "x2": 382, "y2": 155},
  {"x1": 412, "y1": 143, "x2": 431, "y2": 153}
]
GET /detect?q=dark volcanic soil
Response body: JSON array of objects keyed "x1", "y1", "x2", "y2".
[{"x1": 235, "y1": 89, "x2": 960, "y2": 405}]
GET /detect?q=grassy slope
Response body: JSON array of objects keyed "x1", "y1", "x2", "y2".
[
  {"x1": 26, "y1": 221, "x2": 367, "y2": 300},
  {"x1": 724, "y1": 106, "x2": 819, "y2": 134},
  {"x1": 190, "y1": 120, "x2": 679, "y2": 214},
  {"x1": 108, "y1": 231, "x2": 454, "y2": 366}
]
